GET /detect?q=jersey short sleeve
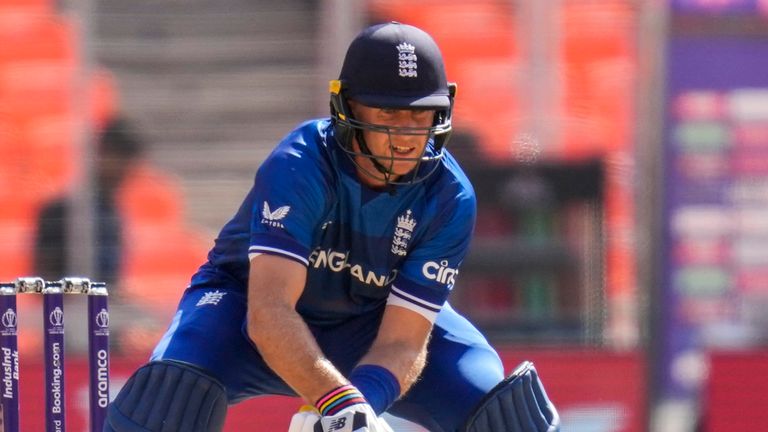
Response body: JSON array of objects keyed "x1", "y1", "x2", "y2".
[
  {"x1": 248, "y1": 127, "x2": 332, "y2": 266},
  {"x1": 388, "y1": 185, "x2": 476, "y2": 323}
]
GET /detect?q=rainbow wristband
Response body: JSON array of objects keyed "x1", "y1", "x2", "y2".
[{"x1": 315, "y1": 385, "x2": 367, "y2": 416}]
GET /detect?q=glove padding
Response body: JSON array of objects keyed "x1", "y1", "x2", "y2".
[
  {"x1": 316, "y1": 403, "x2": 393, "y2": 432},
  {"x1": 288, "y1": 403, "x2": 393, "y2": 432},
  {"x1": 288, "y1": 406, "x2": 321, "y2": 432}
]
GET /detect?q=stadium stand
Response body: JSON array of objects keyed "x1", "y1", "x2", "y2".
[{"x1": 0, "y1": 0, "x2": 210, "y2": 357}]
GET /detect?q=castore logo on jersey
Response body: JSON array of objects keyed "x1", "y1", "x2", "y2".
[{"x1": 261, "y1": 201, "x2": 291, "y2": 228}]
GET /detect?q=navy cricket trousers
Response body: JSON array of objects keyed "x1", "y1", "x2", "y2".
[{"x1": 150, "y1": 285, "x2": 504, "y2": 431}]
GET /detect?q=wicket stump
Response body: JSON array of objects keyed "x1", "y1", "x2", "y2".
[{"x1": 0, "y1": 277, "x2": 110, "y2": 432}]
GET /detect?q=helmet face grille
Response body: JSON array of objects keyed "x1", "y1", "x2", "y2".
[
  {"x1": 338, "y1": 117, "x2": 449, "y2": 186},
  {"x1": 329, "y1": 80, "x2": 455, "y2": 186}
]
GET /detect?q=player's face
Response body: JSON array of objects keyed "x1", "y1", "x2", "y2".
[{"x1": 348, "y1": 100, "x2": 435, "y2": 187}]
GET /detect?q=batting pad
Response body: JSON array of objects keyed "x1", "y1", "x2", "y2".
[
  {"x1": 463, "y1": 361, "x2": 560, "y2": 432},
  {"x1": 105, "y1": 360, "x2": 228, "y2": 432}
]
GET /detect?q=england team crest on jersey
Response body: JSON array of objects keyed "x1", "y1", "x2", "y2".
[
  {"x1": 261, "y1": 201, "x2": 290, "y2": 228},
  {"x1": 392, "y1": 209, "x2": 416, "y2": 256}
]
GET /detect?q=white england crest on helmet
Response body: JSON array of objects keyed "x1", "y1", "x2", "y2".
[{"x1": 397, "y1": 42, "x2": 418, "y2": 78}]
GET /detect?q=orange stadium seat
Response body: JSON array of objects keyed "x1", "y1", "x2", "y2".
[
  {"x1": 0, "y1": 0, "x2": 228, "y2": 355},
  {"x1": 0, "y1": 60, "x2": 76, "y2": 120},
  {"x1": 369, "y1": 1, "x2": 517, "y2": 66},
  {"x1": 0, "y1": 115, "x2": 23, "y2": 168},
  {"x1": 20, "y1": 114, "x2": 78, "y2": 202},
  {"x1": 368, "y1": 0, "x2": 520, "y2": 160},
  {"x1": 0, "y1": 4, "x2": 52, "y2": 33},
  {"x1": 88, "y1": 68, "x2": 118, "y2": 129},
  {"x1": 369, "y1": 0, "x2": 503, "y2": 23},
  {"x1": 558, "y1": 1, "x2": 638, "y2": 300},
  {"x1": 0, "y1": 219, "x2": 36, "y2": 281},
  {"x1": 0, "y1": 14, "x2": 76, "y2": 63},
  {"x1": 121, "y1": 226, "x2": 208, "y2": 298},
  {"x1": 559, "y1": 2, "x2": 636, "y2": 160},
  {"x1": 117, "y1": 164, "x2": 186, "y2": 226},
  {"x1": 115, "y1": 165, "x2": 211, "y2": 319},
  {"x1": 0, "y1": 0, "x2": 207, "y2": 361},
  {"x1": 0, "y1": 0, "x2": 51, "y2": 11},
  {"x1": 1, "y1": 68, "x2": 116, "y2": 206},
  {"x1": 450, "y1": 59, "x2": 522, "y2": 159},
  {"x1": 0, "y1": 67, "x2": 116, "y2": 145},
  {"x1": 0, "y1": 116, "x2": 48, "y2": 221}
]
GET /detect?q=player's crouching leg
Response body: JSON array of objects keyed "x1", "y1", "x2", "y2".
[{"x1": 104, "y1": 360, "x2": 228, "y2": 432}]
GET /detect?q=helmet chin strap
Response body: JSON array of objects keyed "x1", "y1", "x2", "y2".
[{"x1": 354, "y1": 128, "x2": 394, "y2": 182}]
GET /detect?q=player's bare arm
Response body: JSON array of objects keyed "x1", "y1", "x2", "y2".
[
  {"x1": 358, "y1": 304, "x2": 432, "y2": 394},
  {"x1": 246, "y1": 254, "x2": 347, "y2": 403}
]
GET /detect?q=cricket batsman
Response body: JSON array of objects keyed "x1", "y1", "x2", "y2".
[{"x1": 104, "y1": 22, "x2": 560, "y2": 432}]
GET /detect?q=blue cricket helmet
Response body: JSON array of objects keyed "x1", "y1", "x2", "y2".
[{"x1": 330, "y1": 22, "x2": 456, "y2": 186}]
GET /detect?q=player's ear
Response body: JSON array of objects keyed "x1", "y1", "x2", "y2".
[{"x1": 347, "y1": 99, "x2": 361, "y2": 119}]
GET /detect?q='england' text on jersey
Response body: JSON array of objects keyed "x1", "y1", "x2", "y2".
[{"x1": 308, "y1": 247, "x2": 398, "y2": 287}]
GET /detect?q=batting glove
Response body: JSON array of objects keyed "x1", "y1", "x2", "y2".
[{"x1": 288, "y1": 406, "x2": 321, "y2": 432}]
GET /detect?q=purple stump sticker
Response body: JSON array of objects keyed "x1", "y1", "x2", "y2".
[
  {"x1": 87, "y1": 284, "x2": 109, "y2": 432},
  {"x1": 43, "y1": 285, "x2": 65, "y2": 432},
  {"x1": 0, "y1": 284, "x2": 19, "y2": 432}
]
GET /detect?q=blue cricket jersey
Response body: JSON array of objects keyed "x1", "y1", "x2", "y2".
[{"x1": 190, "y1": 119, "x2": 476, "y2": 326}]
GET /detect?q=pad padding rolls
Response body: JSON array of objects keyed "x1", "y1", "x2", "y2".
[
  {"x1": 463, "y1": 361, "x2": 559, "y2": 432},
  {"x1": 105, "y1": 360, "x2": 228, "y2": 432}
]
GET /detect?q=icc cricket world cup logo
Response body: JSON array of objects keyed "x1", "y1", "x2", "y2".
[
  {"x1": 96, "y1": 309, "x2": 109, "y2": 328},
  {"x1": 1, "y1": 309, "x2": 16, "y2": 336},
  {"x1": 49, "y1": 307, "x2": 64, "y2": 327},
  {"x1": 1, "y1": 309, "x2": 16, "y2": 329},
  {"x1": 49, "y1": 306, "x2": 64, "y2": 336},
  {"x1": 95, "y1": 308, "x2": 109, "y2": 336}
]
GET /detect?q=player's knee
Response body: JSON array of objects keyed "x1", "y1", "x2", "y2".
[{"x1": 104, "y1": 360, "x2": 228, "y2": 432}]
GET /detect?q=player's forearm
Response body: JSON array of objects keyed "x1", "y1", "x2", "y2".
[
  {"x1": 248, "y1": 255, "x2": 348, "y2": 404},
  {"x1": 247, "y1": 304, "x2": 347, "y2": 403}
]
